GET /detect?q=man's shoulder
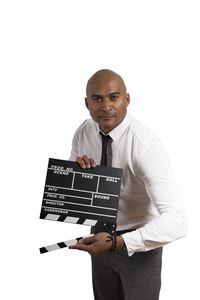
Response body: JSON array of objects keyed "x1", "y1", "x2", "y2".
[
  {"x1": 129, "y1": 115, "x2": 161, "y2": 148},
  {"x1": 75, "y1": 118, "x2": 98, "y2": 134}
]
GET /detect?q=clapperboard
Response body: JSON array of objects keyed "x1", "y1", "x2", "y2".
[{"x1": 39, "y1": 158, "x2": 123, "y2": 254}]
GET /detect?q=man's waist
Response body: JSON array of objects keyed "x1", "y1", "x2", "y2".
[{"x1": 91, "y1": 226, "x2": 136, "y2": 235}]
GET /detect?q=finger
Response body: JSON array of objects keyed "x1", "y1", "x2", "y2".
[
  {"x1": 80, "y1": 235, "x2": 96, "y2": 245},
  {"x1": 76, "y1": 156, "x2": 87, "y2": 169},
  {"x1": 69, "y1": 243, "x2": 91, "y2": 252},
  {"x1": 89, "y1": 158, "x2": 96, "y2": 168},
  {"x1": 82, "y1": 155, "x2": 92, "y2": 168}
]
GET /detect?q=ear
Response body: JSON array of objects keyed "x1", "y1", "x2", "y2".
[
  {"x1": 85, "y1": 97, "x2": 89, "y2": 109},
  {"x1": 126, "y1": 93, "x2": 130, "y2": 107}
]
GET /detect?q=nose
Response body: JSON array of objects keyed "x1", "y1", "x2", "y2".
[{"x1": 100, "y1": 98, "x2": 112, "y2": 112}]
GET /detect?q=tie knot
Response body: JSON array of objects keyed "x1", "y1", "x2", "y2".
[{"x1": 99, "y1": 132, "x2": 111, "y2": 142}]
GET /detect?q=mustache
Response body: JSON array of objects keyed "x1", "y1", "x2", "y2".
[{"x1": 98, "y1": 113, "x2": 115, "y2": 117}]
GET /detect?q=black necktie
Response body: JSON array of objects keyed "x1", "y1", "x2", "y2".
[{"x1": 99, "y1": 132, "x2": 111, "y2": 166}]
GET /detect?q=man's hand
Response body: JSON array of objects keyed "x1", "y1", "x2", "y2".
[
  {"x1": 69, "y1": 232, "x2": 125, "y2": 256},
  {"x1": 76, "y1": 155, "x2": 96, "y2": 169}
]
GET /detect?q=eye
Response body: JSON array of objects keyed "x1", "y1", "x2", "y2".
[
  {"x1": 92, "y1": 96, "x2": 102, "y2": 102},
  {"x1": 110, "y1": 94, "x2": 119, "y2": 101}
]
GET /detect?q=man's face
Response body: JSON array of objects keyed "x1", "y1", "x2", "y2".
[{"x1": 85, "y1": 75, "x2": 130, "y2": 133}]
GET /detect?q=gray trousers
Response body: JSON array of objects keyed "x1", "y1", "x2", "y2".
[{"x1": 91, "y1": 247, "x2": 162, "y2": 300}]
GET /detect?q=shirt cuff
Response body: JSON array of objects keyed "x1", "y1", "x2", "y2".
[{"x1": 122, "y1": 230, "x2": 145, "y2": 256}]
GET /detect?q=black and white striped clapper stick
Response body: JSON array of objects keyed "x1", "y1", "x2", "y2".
[{"x1": 39, "y1": 234, "x2": 94, "y2": 254}]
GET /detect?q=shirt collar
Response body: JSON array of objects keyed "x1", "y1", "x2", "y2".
[{"x1": 109, "y1": 113, "x2": 131, "y2": 141}]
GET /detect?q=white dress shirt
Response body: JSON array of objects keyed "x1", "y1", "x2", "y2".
[{"x1": 69, "y1": 113, "x2": 188, "y2": 256}]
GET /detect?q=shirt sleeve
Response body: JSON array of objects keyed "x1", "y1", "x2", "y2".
[
  {"x1": 122, "y1": 141, "x2": 188, "y2": 256},
  {"x1": 69, "y1": 124, "x2": 83, "y2": 161}
]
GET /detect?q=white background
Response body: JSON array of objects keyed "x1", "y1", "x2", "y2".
[{"x1": 0, "y1": 0, "x2": 199, "y2": 299}]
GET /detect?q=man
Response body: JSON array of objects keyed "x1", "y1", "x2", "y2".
[{"x1": 69, "y1": 69, "x2": 187, "y2": 300}]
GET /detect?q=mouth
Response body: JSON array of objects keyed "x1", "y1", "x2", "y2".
[{"x1": 98, "y1": 115, "x2": 115, "y2": 120}]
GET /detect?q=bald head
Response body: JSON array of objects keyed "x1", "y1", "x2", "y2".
[
  {"x1": 86, "y1": 69, "x2": 127, "y2": 96},
  {"x1": 85, "y1": 69, "x2": 130, "y2": 133}
]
